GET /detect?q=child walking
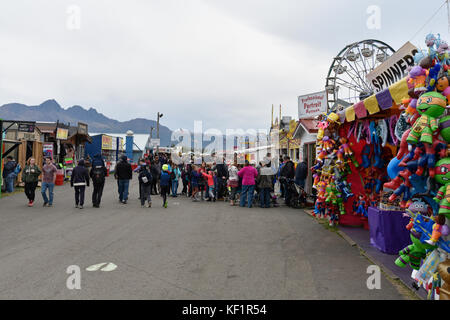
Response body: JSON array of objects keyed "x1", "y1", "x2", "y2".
[
  {"x1": 202, "y1": 169, "x2": 216, "y2": 202},
  {"x1": 138, "y1": 164, "x2": 153, "y2": 208},
  {"x1": 160, "y1": 164, "x2": 171, "y2": 208}
]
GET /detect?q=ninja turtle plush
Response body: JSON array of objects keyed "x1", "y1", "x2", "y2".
[
  {"x1": 407, "y1": 91, "x2": 447, "y2": 145},
  {"x1": 395, "y1": 205, "x2": 437, "y2": 270},
  {"x1": 428, "y1": 158, "x2": 450, "y2": 245}
]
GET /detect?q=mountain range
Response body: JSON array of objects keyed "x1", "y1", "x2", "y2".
[{"x1": 0, "y1": 99, "x2": 174, "y2": 146}]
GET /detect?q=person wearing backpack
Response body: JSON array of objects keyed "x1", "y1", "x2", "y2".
[
  {"x1": 3, "y1": 156, "x2": 19, "y2": 193},
  {"x1": 71, "y1": 159, "x2": 90, "y2": 209},
  {"x1": 22, "y1": 157, "x2": 42, "y2": 207},
  {"x1": 90, "y1": 154, "x2": 107, "y2": 208},
  {"x1": 138, "y1": 163, "x2": 153, "y2": 208}
]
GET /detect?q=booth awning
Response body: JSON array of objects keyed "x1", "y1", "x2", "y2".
[{"x1": 338, "y1": 78, "x2": 409, "y2": 123}]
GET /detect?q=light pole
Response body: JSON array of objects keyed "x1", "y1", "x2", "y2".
[{"x1": 157, "y1": 112, "x2": 163, "y2": 154}]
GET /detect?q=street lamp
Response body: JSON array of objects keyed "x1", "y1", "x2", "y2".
[{"x1": 157, "y1": 112, "x2": 163, "y2": 154}]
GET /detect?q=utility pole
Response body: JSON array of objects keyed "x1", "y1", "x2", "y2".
[{"x1": 156, "y1": 112, "x2": 163, "y2": 154}]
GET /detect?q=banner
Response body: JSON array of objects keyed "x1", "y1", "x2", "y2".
[
  {"x1": 366, "y1": 42, "x2": 418, "y2": 93},
  {"x1": 43, "y1": 143, "x2": 53, "y2": 160},
  {"x1": 56, "y1": 128, "x2": 68, "y2": 140},
  {"x1": 298, "y1": 91, "x2": 327, "y2": 119},
  {"x1": 102, "y1": 135, "x2": 113, "y2": 150}
]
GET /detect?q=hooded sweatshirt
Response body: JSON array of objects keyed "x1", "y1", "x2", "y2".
[{"x1": 71, "y1": 160, "x2": 90, "y2": 187}]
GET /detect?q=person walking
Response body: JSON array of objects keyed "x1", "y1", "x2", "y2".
[
  {"x1": 114, "y1": 155, "x2": 132, "y2": 204},
  {"x1": 90, "y1": 154, "x2": 107, "y2": 208},
  {"x1": 171, "y1": 164, "x2": 181, "y2": 197},
  {"x1": 41, "y1": 157, "x2": 57, "y2": 207},
  {"x1": 214, "y1": 157, "x2": 228, "y2": 200},
  {"x1": 71, "y1": 159, "x2": 90, "y2": 209},
  {"x1": 238, "y1": 160, "x2": 258, "y2": 208},
  {"x1": 280, "y1": 156, "x2": 295, "y2": 205},
  {"x1": 190, "y1": 165, "x2": 200, "y2": 201},
  {"x1": 295, "y1": 159, "x2": 308, "y2": 189},
  {"x1": 150, "y1": 157, "x2": 161, "y2": 195},
  {"x1": 22, "y1": 157, "x2": 41, "y2": 207},
  {"x1": 3, "y1": 156, "x2": 18, "y2": 193},
  {"x1": 257, "y1": 162, "x2": 275, "y2": 208},
  {"x1": 160, "y1": 164, "x2": 171, "y2": 208},
  {"x1": 202, "y1": 169, "x2": 216, "y2": 202},
  {"x1": 227, "y1": 162, "x2": 239, "y2": 206},
  {"x1": 138, "y1": 163, "x2": 153, "y2": 208},
  {"x1": 134, "y1": 159, "x2": 146, "y2": 201}
]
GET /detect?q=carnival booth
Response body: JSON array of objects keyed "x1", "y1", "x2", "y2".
[{"x1": 313, "y1": 34, "x2": 450, "y2": 299}]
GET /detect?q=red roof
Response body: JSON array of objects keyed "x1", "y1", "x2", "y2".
[{"x1": 299, "y1": 119, "x2": 319, "y2": 134}]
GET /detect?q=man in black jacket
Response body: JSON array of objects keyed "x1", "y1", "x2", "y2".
[
  {"x1": 71, "y1": 159, "x2": 90, "y2": 209},
  {"x1": 90, "y1": 154, "x2": 107, "y2": 208},
  {"x1": 114, "y1": 155, "x2": 132, "y2": 204},
  {"x1": 295, "y1": 160, "x2": 308, "y2": 188},
  {"x1": 280, "y1": 156, "x2": 295, "y2": 205},
  {"x1": 214, "y1": 157, "x2": 228, "y2": 200}
]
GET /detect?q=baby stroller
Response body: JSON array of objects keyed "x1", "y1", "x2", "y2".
[{"x1": 283, "y1": 178, "x2": 306, "y2": 209}]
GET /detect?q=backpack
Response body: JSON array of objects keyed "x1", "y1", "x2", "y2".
[
  {"x1": 170, "y1": 170, "x2": 176, "y2": 180},
  {"x1": 91, "y1": 166, "x2": 104, "y2": 184},
  {"x1": 14, "y1": 163, "x2": 21, "y2": 175},
  {"x1": 139, "y1": 170, "x2": 153, "y2": 185}
]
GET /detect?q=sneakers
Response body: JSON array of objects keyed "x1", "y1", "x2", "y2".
[
  {"x1": 79, "y1": 205, "x2": 83, "y2": 209},
  {"x1": 163, "y1": 201, "x2": 168, "y2": 208},
  {"x1": 75, "y1": 204, "x2": 79, "y2": 208},
  {"x1": 141, "y1": 205, "x2": 145, "y2": 208},
  {"x1": 147, "y1": 202, "x2": 152, "y2": 208},
  {"x1": 43, "y1": 202, "x2": 48, "y2": 207},
  {"x1": 28, "y1": 200, "x2": 34, "y2": 207}
]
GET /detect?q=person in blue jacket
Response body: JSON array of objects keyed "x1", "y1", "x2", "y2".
[{"x1": 160, "y1": 164, "x2": 171, "y2": 208}]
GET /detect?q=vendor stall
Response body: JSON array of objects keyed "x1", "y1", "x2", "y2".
[{"x1": 313, "y1": 34, "x2": 450, "y2": 299}]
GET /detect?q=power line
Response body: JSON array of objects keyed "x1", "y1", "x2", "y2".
[{"x1": 409, "y1": 0, "x2": 447, "y2": 42}]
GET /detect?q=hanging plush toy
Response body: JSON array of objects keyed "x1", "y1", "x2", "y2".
[
  {"x1": 406, "y1": 92, "x2": 447, "y2": 178},
  {"x1": 408, "y1": 66, "x2": 428, "y2": 95},
  {"x1": 429, "y1": 158, "x2": 450, "y2": 245},
  {"x1": 396, "y1": 208, "x2": 437, "y2": 270}
]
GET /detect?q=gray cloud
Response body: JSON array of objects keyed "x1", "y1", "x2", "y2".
[{"x1": 0, "y1": 0, "x2": 449, "y2": 131}]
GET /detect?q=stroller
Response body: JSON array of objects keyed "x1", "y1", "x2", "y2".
[{"x1": 281, "y1": 177, "x2": 307, "y2": 209}]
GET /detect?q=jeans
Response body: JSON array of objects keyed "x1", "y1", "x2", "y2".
[
  {"x1": 5, "y1": 173, "x2": 16, "y2": 193},
  {"x1": 41, "y1": 182, "x2": 55, "y2": 205},
  {"x1": 295, "y1": 178, "x2": 305, "y2": 188},
  {"x1": 259, "y1": 188, "x2": 271, "y2": 208},
  {"x1": 74, "y1": 186, "x2": 86, "y2": 206},
  {"x1": 171, "y1": 180, "x2": 179, "y2": 196},
  {"x1": 92, "y1": 182, "x2": 105, "y2": 206},
  {"x1": 118, "y1": 179, "x2": 130, "y2": 202},
  {"x1": 240, "y1": 184, "x2": 255, "y2": 208},
  {"x1": 215, "y1": 178, "x2": 226, "y2": 199},
  {"x1": 208, "y1": 186, "x2": 215, "y2": 199}
]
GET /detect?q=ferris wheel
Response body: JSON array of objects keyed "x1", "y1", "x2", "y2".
[{"x1": 325, "y1": 39, "x2": 396, "y2": 112}]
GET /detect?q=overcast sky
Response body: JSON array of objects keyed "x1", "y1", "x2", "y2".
[{"x1": 1, "y1": 0, "x2": 449, "y2": 132}]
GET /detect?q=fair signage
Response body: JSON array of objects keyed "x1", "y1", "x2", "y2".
[
  {"x1": 298, "y1": 91, "x2": 328, "y2": 119},
  {"x1": 367, "y1": 42, "x2": 418, "y2": 93}
]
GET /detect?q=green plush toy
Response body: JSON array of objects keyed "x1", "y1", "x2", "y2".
[{"x1": 407, "y1": 91, "x2": 447, "y2": 145}]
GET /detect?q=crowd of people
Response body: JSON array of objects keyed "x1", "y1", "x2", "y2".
[{"x1": 1, "y1": 152, "x2": 310, "y2": 210}]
